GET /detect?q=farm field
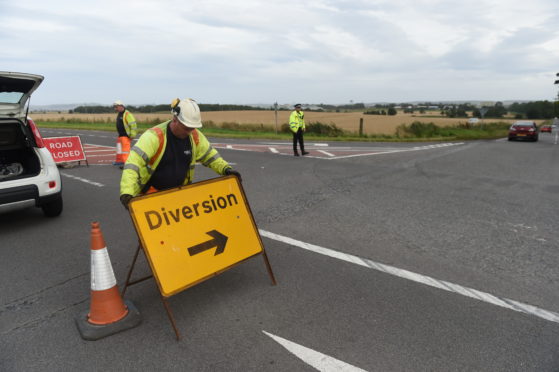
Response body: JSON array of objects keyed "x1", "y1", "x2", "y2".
[{"x1": 31, "y1": 110, "x2": 531, "y2": 135}]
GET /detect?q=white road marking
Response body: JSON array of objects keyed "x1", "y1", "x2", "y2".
[
  {"x1": 318, "y1": 150, "x2": 336, "y2": 157},
  {"x1": 84, "y1": 143, "x2": 115, "y2": 149},
  {"x1": 327, "y1": 150, "x2": 401, "y2": 159},
  {"x1": 329, "y1": 142, "x2": 464, "y2": 160},
  {"x1": 84, "y1": 149, "x2": 115, "y2": 153},
  {"x1": 263, "y1": 331, "x2": 367, "y2": 372},
  {"x1": 263, "y1": 142, "x2": 329, "y2": 147},
  {"x1": 259, "y1": 229, "x2": 559, "y2": 324},
  {"x1": 60, "y1": 172, "x2": 104, "y2": 187},
  {"x1": 227, "y1": 145, "x2": 233, "y2": 149},
  {"x1": 269, "y1": 147, "x2": 279, "y2": 153}
]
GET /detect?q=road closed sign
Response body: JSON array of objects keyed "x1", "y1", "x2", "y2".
[
  {"x1": 43, "y1": 136, "x2": 86, "y2": 163},
  {"x1": 128, "y1": 176, "x2": 264, "y2": 297}
]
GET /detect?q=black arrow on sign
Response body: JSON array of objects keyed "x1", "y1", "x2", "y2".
[{"x1": 187, "y1": 230, "x2": 228, "y2": 256}]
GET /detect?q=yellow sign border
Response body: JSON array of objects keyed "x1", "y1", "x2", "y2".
[{"x1": 128, "y1": 175, "x2": 265, "y2": 297}]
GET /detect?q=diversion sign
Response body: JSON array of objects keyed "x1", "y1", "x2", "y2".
[{"x1": 128, "y1": 176, "x2": 264, "y2": 297}]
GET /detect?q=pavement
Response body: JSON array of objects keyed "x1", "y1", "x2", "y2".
[{"x1": 2, "y1": 128, "x2": 559, "y2": 371}]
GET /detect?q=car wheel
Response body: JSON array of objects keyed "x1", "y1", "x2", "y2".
[
  {"x1": 42, "y1": 196, "x2": 63, "y2": 217},
  {"x1": 508, "y1": 137, "x2": 513, "y2": 141}
]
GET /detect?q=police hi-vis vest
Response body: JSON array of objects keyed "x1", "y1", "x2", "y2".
[
  {"x1": 120, "y1": 121, "x2": 231, "y2": 196},
  {"x1": 289, "y1": 110, "x2": 305, "y2": 133},
  {"x1": 122, "y1": 110, "x2": 138, "y2": 138}
]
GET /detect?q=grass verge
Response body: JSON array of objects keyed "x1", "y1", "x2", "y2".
[{"x1": 36, "y1": 120, "x2": 512, "y2": 142}]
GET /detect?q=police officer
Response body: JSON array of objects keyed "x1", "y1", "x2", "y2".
[
  {"x1": 113, "y1": 100, "x2": 137, "y2": 167},
  {"x1": 119, "y1": 98, "x2": 241, "y2": 208},
  {"x1": 289, "y1": 104, "x2": 309, "y2": 156}
]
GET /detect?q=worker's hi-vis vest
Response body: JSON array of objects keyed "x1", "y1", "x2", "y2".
[
  {"x1": 123, "y1": 110, "x2": 138, "y2": 138},
  {"x1": 120, "y1": 121, "x2": 231, "y2": 197},
  {"x1": 289, "y1": 110, "x2": 305, "y2": 133}
]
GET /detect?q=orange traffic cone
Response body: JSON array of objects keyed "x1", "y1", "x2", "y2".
[
  {"x1": 75, "y1": 222, "x2": 141, "y2": 340},
  {"x1": 88, "y1": 221, "x2": 128, "y2": 324}
]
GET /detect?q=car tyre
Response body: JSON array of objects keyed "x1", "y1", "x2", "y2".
[
  {"x1": 508, "y1": 137, "x2": 513, "y2": 141},
  {"x1": 42, "y1": 196, "x2": 63, "y2": 217}
]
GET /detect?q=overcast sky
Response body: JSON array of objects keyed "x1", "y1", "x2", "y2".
[{"x1": 1, "y1": 0, "x2": 559, "y2": 106}]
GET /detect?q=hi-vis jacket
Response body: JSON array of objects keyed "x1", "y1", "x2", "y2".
[
  {"x1": 122, "y1": 110, "x2": 138, "y2": 138},
  {"x1": 120, "y1": 121, "x2": 231, "y2": 197},
  {"x1": 289, "y1": 110, "x2": 305, "y2": 133}
]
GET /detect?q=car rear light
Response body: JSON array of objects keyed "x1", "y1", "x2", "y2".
[
  {"x1": 48, "y1": 181, "x2": 56, "y2": 189},
  {"x1": 27, "y1": 118, "x2": 45, "y2": 148}
]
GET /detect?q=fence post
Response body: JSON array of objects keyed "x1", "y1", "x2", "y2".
[
  {"x1": 274, "y1": 102, "x2": 278, "y2": 134},
  {"x1": 359, "y1": 118, "x2": 364, "y2": 136}
]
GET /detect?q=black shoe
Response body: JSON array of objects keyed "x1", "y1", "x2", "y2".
[
  {"x1": 294, "y1": 152, "x2": 300, "y2": 156},
  {"x1": 302, "y1": 151, "x2": 309, "y2": 155}
]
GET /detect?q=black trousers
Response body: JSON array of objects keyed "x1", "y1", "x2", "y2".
[{"x1": 292, "y1": 128, "x2": 305, "y2": 153}]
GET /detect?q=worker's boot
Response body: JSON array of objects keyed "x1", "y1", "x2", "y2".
[{"x1": 294, "y1": 151, "x2": 300, "y2": 156}]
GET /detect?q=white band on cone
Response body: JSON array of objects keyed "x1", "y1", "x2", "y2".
[{"x1": 91, "y1": 247, "x2": 117, "y2": 291}]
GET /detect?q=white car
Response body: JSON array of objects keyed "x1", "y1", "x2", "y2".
[
  {"x1": 0, "y1": 71, "x2": 63, "y2": 216},
  {"x1": 467, "y1": 117, "x2": 480, "y2": 125}
]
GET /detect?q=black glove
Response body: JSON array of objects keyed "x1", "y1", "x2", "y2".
[
  {"x1": 224, "y1": 168, "x2": 242, "y2": 182},
  {"x1": 120, "y1": 194, "x2": 133, "y2": 210}
]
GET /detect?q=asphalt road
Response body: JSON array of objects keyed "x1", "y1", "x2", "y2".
[{"x1": 2, "y1": 129, "x2": 559, "y2": 371}]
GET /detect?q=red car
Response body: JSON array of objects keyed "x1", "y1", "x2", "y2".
[
  {"x1": 508, "y1": 121, "x2": 538, "y2": 141},
  {"x1": 540, "y1": 125, "x2": 552, "y2": 133}
]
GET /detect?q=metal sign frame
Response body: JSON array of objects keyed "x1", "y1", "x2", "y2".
[{"x1": 121, "y1": 175, "x2": 276, "y2": 340}]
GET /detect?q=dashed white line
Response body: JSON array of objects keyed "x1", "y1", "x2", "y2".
[
  {"x1": 269, "y1": 147, "x2": 279, "y2": 153},
  {"x1": 60, "y1": 172, "x2": 104, "y2": 187},
  {"x1": 259, "y1": 229, "x2": 559, "y2": 324}
]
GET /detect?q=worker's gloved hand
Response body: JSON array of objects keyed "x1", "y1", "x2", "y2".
[
  {"x1": 120, "y1": 194, "x2": 133, "y2": 210},
  {"x1": 225, "y1": 168, "x2": 242, "y2": 183}
]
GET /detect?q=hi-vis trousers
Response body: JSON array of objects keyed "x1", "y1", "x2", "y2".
[{"x1": 115, "y1": 136, "x2": 131, "y2": 163}]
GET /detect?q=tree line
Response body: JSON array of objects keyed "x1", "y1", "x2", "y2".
[
  {"x1": 71, "y1": 103, "x2": 261, "y2": 114},
  {"x1": 508, "y1": 101, "x2": 559, "y2": 119},
  {"x1": 71, "y1": 100, "x2": 559, "y2": 119},
  {"x1": 435, "y1": 101, "x2": 559, "y2": 119}
]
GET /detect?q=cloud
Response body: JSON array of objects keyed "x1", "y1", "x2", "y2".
[{"x1": 1, "y1": 0, "x2": 558, "y2": 104}]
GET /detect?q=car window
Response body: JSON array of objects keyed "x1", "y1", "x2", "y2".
[{"x1": 0, "y1": 92, "x2": 24, "y2": 104}]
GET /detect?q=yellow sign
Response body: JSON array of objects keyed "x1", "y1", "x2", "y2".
[{"x1": 129, "y1": 176, "x2": 263, "y2": 297}]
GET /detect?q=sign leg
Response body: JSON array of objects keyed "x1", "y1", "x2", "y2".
[
  {"x1": 160, "y1": 295, "x2": 181, "y2": 340},
  {"x1": 261, "y1": 250, "x2": 277, "y2": 286},
  {"x1": 121, "y1": 244, "x2": 142, "y2": 297}
]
